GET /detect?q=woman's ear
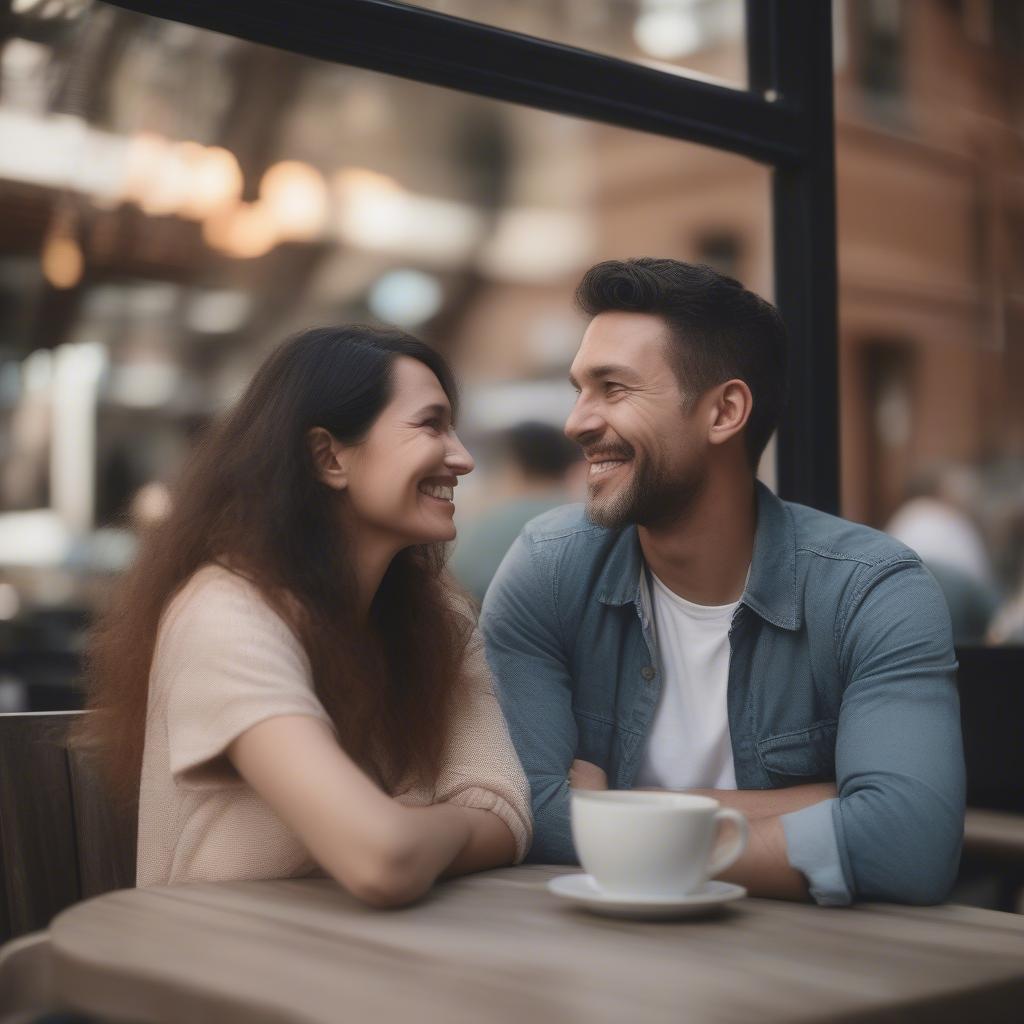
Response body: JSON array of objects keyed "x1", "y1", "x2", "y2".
[{"x1": 307, "y1": 427, "x2": 348, "y2": 490}]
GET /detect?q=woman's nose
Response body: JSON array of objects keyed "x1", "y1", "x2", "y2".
[{"x1": 445, "y1": 432, "x2": 475, "y2": 475}]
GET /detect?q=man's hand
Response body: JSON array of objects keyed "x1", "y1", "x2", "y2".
[
  {"x1": 689, "y1": 783, "x2": 837, "y2": 820},
  {"x1": 637, "y1": 784, "x2": 837, "y2": 900},
  {"x1": 691, "y1": 784, "x2": 838, "y2": 900},
  {"x1": 570, "y1": 759, "x2": 608, "y2": 790}
]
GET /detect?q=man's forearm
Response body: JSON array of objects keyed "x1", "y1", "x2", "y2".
[
  {"x1": 686, "y1": 785, "x2": 836, "y2": 900},
  {"x1": 715, "y1": 814, "x2": 810, "y2": 900},
  {"x1": 687, "y1": 783, "x2": 836, "y2": 820},
  {"x1": 571, "y1": 760, "x2": 835, "y2": 900}
]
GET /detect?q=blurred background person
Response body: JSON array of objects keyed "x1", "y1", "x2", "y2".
[
  {"x1": 988, "y1": 496, "x2": 1024, "y2": 644},
  {"x1": 451, "y1": 421, "x2": 584, "y2": 603},
  {"x1": 885, "y1": 463, "x2": 1001, "y2": 645},
  {"x1": 989, "y1": 582, "x2": 1024, "y2": 645}
]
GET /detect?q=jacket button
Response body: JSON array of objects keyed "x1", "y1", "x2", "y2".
[{"x1": 641, "y1": 666, "x2": 656, "y2": 681}]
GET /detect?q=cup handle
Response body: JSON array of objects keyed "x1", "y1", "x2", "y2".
[{"x1": 707, "y1": 808, "x2": 749, "y2": 877}]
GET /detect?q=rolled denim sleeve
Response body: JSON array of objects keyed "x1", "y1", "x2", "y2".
[
  {"x1": 782, "y1": 798, "x2": 852, "y2": 906},
  {"x1": 801, "y1": 560, "x2": 965, "y2": 905},
  {"x1": 480, "y1": 531, "x2": 578, "y2": 864}
]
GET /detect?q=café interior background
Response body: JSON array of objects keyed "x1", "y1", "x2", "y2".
[{"x1": 0, "y1": 0, "x2": 1022, "y2": 711}]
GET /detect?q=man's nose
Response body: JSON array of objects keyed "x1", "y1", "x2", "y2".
[
  {"x1": 444, "y1": 431, "x2": 475, "y2": 476},
  {"x1": 565, "y1": 398, "x2": 603, "y2": 445}
]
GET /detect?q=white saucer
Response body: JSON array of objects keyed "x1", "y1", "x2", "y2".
[{"x1": 546, "y1": 874, "x2": 746, "y2": 920}]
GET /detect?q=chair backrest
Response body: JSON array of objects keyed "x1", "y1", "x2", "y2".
[
  {"x1": 0, "y1": 711, "x2": 136, "y2": 941},
  {"x1": 957, "y1": 646, "x2": 1024, "y2": 814}
]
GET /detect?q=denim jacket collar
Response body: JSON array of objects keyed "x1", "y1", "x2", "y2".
[
  {"x1": 595, "y1": 481, "x2": 801, "y2": 631},
  {"x1": 595, "y1": 525, "x2": 645, "y2": 608},
  {"x1": 744, "y1": 482, "x2": 801, "y2": 631}
]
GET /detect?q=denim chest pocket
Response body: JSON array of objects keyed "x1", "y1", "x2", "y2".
[{"x1": 755, "y1": 719, "x2": 837, "y2": 784}]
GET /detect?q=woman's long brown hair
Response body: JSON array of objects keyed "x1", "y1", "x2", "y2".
[{"x1": 79, "y1": 325, "x2": 471, "y2": 808}]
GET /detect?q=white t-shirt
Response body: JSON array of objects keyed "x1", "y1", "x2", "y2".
[{"x1": 633, "y1": 572, "x2": 740, "y2": 791}]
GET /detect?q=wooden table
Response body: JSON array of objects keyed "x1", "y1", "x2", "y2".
[{"x1": 43, "y1": 865, "x2": 1024, "y2": 1023}]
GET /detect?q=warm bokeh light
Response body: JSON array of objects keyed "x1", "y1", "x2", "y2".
[
  {"x1": 121, "y1": 135, "x2": 244, "y2": 220},
  {"x1": 121, "y1": 132, "x2": 169, "y2": 209},
  {"x1": 41, "y1": 235, "x2": 84, "y2": 289},
  {"x1": 332, "y1": 167, "x2": 402, "y2": 203},
  {"x1": 179, "y1": 145, "x2": 244, "y2": 220},
  {"x1": 259, "y1": 160, "x2": 328, "y2": 240},
  {"x1": 130, "y1": 481, "x2": 173, "y2": 527},
  {"x1": 633, "y1": 9, "x2": 702, "y2": 61},
  {"x1": 332, "y1": 167, "x2": 481, "y2": 263},
  {"x1": 203, "y1": 201, "x2": 278, "y2": 259},
  {"x1": 11, "y1": 0, "x2": 88, "y2": 15},
  {"x1": 138, "y1": 140, "x2": 194, "y2": 216}
]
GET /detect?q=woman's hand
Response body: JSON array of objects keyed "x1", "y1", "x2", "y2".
[{"x1": 570, "y1": 758, "x2": 609, "y2": 790}]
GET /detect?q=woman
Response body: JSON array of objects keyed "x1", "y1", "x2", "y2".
[{"x1": 82, "y1": 325, "x2": 532, "y2": 907}]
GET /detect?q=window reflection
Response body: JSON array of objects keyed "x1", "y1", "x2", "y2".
[
  {"x1": 0, "y1": 2, "x2": 770, "y2": 710},
  {"x1": 0, "y1": 0, "x2": 1020, "y2": 723},
  {"x1": 402, "y1": 0, "x2": 748, "y2": 88},
  {"x1": 835, "y1": 0, "x2": 1024, "y2": 645}
]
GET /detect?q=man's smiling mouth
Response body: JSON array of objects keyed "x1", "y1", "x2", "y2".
[
  {"x1": 588, "y1": 460, "x2": 627, "y2": 478},
  {"x1": 584, "y1": 445, "x2": 633, "y2": 481}
]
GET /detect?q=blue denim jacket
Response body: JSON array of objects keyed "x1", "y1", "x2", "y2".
[{"x1": 481, "y1": 483, "x2": 965, "y2": 905}]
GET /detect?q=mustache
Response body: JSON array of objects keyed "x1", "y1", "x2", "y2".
[{"x1": 583, "y1": 443, "x2": 634, "y2": 462}]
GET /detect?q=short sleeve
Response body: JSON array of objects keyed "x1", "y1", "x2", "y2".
[{"x1": 153, "y1": 568, "x2": 332, "y2": 789}]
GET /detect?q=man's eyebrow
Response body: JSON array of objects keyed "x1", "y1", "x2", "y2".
[
  {"x1": 411, "y1": 402, "x2": 452, "y2": 419},
  {"x1": 568, "y1": 365, "x2": 640, "y2": 388}
]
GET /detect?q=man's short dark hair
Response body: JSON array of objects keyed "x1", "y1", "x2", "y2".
[
  {"x1": 574, "y1": 258, "x2": 789, "y2": 469},
  {"x1": 500, "y1": 421, "x2": 580, "y2": 481}
]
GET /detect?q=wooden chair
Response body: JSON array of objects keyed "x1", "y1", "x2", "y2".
[{"x1": 0, "y1": 711, "x2": 136, "y2": 943}]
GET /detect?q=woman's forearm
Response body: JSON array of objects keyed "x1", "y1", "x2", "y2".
[
  {"x1": 381, "y1": 803, "x2": 515, "y2": 899},
  {"x1": 439, "y1": 806, "x2": 517, "y2": 878},
  {"x1": 228, "y1": 716, "x2": 471, "y2": 908},
  {"x1": 378, "y1": 803, "x2": 474, "y2": 901}
]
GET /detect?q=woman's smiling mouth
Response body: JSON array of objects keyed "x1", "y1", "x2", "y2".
[{"x1": 418, "y1": 481, "x2": 455, "y2": 503}]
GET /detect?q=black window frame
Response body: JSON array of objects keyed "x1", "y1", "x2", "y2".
[{"x1": 105, "y1": 0, "x2": 839, "y2": 513}]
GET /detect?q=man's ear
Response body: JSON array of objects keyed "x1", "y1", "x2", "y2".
[
  {"x1": 307, "y1": 427, "x2": 348, "y2": 490},
  {"x1": 707, "y1": 379, "x2": 753, "y2": 447}
]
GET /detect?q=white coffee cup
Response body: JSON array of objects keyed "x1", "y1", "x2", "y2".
[{"x1": 571, "y1": 790, "x2": 748, "y2": 898}]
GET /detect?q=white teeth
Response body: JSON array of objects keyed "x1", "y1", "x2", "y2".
[
  {"x1": 418, "y1": 483, "x2": 454, "y2": 501},
  {"x1": 589, "y1": 461, "x2": 624, "y2": 476}
]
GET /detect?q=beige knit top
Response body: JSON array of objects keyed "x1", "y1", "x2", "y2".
[{"x1": 136, "y1": 565, "x2": 532, "y2": 887}]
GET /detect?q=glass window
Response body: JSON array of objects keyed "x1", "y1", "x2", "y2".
[
  {"x1": 835, "y1": 0, "x2": 1024, "y2": 645},
  {"x1": 0, "y1": 1, "x2": 771, "y2": 708},
  {"x1": 402, "y1": 0, "x2": 748, "y2": 89}
]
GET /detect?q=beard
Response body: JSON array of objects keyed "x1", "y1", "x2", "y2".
[{"x1": 585, "y1": 442, "x2": 705, "y2": 530}]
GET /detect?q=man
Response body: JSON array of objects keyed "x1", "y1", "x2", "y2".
[
  {"x1": 481, "y1": 258, "x2": 964, "y2": 905},
  {"x1": 452, "y1": 421, "x2": 583, "y2": 603}
]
